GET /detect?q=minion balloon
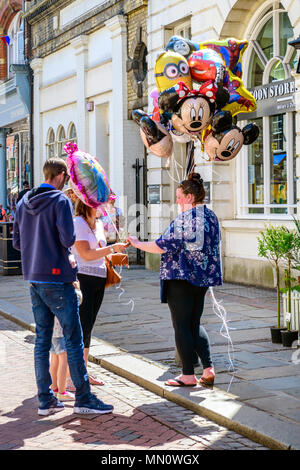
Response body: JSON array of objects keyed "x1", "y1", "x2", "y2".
[{"x1": 155, "y1": 50, "x2": 192, "y2": 93}]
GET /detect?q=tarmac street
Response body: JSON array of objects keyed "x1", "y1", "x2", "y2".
[{"x1": 0, "y1": 268, "x2": 299, "y2": 450}]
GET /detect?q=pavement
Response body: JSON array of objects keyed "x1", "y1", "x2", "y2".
[
  {"x1": 0, "y1": 314, "x2": 267, "y2": 451},
  {"x1": 0, "y1": 267, "x2": 300, "y2": 450}
]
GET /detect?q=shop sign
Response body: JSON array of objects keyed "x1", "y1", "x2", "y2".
[{"x1": 238, "y1": 78, "x2": 296, "y2": 120}]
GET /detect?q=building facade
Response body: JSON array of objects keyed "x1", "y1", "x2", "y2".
[
  {"x1": 143, "y1": 0, "x2": 300, "y2": 288},
  {"x1": 24, "y1": 0, "x2": 148, "y2": 232},
  {"x1": 0, "y1": 0, "x2": 32, "y2": 210}
]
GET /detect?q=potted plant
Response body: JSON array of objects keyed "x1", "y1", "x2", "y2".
[
  {"x1": 257, "y1": 224, "x2": 287, "y2": 343},
  {"x1": 281, "y1": 223, "x2": 300, "y2": 347}
]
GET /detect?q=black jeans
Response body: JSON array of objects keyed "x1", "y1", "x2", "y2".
[
  {"x1": 77, "y1": 273, "x2": 106, "y2": 348},
  {"x1": 165, "y1": 279, "x2": 212, "y2": 375}
]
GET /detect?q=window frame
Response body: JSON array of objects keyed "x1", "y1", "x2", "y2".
[{"x1": 237, "y1": 4, "x2": 296, "y2": 220}]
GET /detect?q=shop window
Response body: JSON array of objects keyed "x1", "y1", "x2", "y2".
[
  {"x1": 248, "y1": 118, "x2": 264, "y2": 213},
  {"x1": 243, "y1": 6, "x2": 296, "y2": 219},
  {"x1": 256, "y1": 16, "x2": 273, "y2": 62},
  {"x1": 270, "y1": 114, "x2": 287, "y2": 213},
  {"x1": 46, "y1": 128, "x2": 55, "y2": 159}
]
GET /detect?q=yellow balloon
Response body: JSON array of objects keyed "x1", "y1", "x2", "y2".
[
  {"x1": 154, "y1": 50, "x2": 192, "y2": 93},
  {"x1": 222, "y1": 70, "x2": 257, "y2": 117}
]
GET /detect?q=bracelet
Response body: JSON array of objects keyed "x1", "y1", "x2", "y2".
[{"x1": 109, "y1": 245, "x2": 115, "y2": 253}]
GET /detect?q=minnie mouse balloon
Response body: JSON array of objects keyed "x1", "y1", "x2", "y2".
[{"x1": 64, "y1": 141, "x2": 111, "y2": 208}]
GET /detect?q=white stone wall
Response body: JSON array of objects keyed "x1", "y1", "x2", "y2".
[{"x1": 30, "y1": 6, "x2": 137, "y2": 220}]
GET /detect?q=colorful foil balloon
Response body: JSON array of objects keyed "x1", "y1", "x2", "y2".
[
  {"x1": 198, "y1": 38, "x2": 248, "y2": 79},
  {"x1": 154, "y1": 50, "x2": 192, "y2": 93},
  {"x1": 222, "y1": 69, "x2": 257, "y2": 116},
  {"x1": 188, "y1": 49, "x2": 226, "y2": 85},
  {"x1": 64, "y1": 141, "x2": 111, "y2": 208}
]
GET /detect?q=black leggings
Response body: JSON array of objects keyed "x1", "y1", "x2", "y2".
[
  {"x1": 165, "y1": 280, "x2": 212, "y2": 375},
  {"x1": 77, "y1": 273, "x2": 106, "y2": 349}
]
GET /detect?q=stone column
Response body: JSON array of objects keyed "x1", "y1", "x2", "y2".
[
  {"x1": 105, "y1": 15, "x2": 128, "y2": 202},
  {"x1": 0, "y1": 128, "x2": 11, "y2": 209},
  {"x1": 70, "y1": 35, "x2": 89, "y2": 151},
  {"x1": 30, "y1": 58, "x2": 43, "y2": 185}
]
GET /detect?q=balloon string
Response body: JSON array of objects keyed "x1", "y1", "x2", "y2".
[
  {"x1": 208, "y1": 286, "x2": 236, "y2": 393},
  {"x1": 104, "y1": 210, "x2": 135, "y2": 313},
  {"x1": 166, "y1": 159, "x2": 185, "y2": 184}
]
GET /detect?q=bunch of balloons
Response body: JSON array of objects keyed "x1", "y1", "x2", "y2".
[
  {"x1": 132, "y1": 36, "x2": 259, "y2": 163},
  {"x1": 64, "y1": 141, "x2": 112, "y2": 208}
]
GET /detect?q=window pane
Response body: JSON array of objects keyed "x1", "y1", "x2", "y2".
[
  {"x1": 48, "y1": 129, "x2": 55, "y2": 143},
  {"x1": 248, "y1": 118, "x2": 264, "y2": 208},
  {"x1": 269, "y1": 60, "x2": 285, "y2": 82},
  {"x1": 69, "y1": 124, "x2": 77, "y2": 140},
  {"x1": 290, "y1": 50, "x2": 297, "y2": 72},
  {"x1": 248, "y1": 53, "x2": 264, "y2": 87},
  {"x1": 257, "y1": 17, "x2": 273, "y2": 61},
  {"x1": 270, "y1": 114, "x2": 287, "y2": 211},
  {"x1": 279, "y1": 12, "x2": 293, "y2": 58}
]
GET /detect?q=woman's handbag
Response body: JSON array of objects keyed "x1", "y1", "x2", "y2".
[{"x1": 104, "y1": 255, "x2": 122, "y2": 289}]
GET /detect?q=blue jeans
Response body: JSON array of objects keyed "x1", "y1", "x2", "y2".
[{"x1": 30, "y1": 282, "x2": 91, "y2": 408}]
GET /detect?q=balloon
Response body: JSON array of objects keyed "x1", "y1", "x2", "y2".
[
  {"x1": 199, "y1": 38, "x2": 248, "y2": 79},
  {"x1": 154, "y1": 50, "x2": 192, "y2": 93},
  {"x1": 64, "y1": 142, "x2": 111, "y2": 208},
  {"x1": 203, "y1": 111, "x2": 259, "y2": 161},
  {"x1": 150, "y1": 88, "x2": 161, "y2": 122},
  {"x1": 132, "y1": 110, "x2": 173, "y2": 159},
  {"x1": 222, "y1": 70, "x2": 257, "y2": 116},
  {"x1": 165, "y1": 35, "x2": 198, "y2": 58},
  {"x1": 188, "y1": 49, "x2": 226, "y2": 85}
]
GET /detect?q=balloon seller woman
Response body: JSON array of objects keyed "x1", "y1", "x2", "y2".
[{"x1": 127, "y1": 172, "x2": 222, "y2": 387}]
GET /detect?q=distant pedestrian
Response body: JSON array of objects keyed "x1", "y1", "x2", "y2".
[
  {"x1": 17, "y1": 181, "x2": 30, "y2": 203},
  {"x1": 13, "y1": 157, "x2": 114, "y2": 416},
  {"x1": 0, "y1": 204, "x2": 6, "y2": 221},
  {"x1": 127, "y1": 172, "x2": 221, "y2": 387}
]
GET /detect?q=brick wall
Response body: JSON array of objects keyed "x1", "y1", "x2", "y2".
[
  {"x1": 0, "y1": 26, "x2": 7, "y2": 80},
  {"x1": 25, "y1": 0, "x2": 123, "y2": 59},
  {"x1": 0, "y1": 0, "x2": 23, "y2": 80},
  {"x1": 127, "y1": 3, "x2": 148, "y2": 118}
]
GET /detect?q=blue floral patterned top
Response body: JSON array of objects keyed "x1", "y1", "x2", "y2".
[{"x1": 155, "y1": 205, "x2": 222, "y2": 301}]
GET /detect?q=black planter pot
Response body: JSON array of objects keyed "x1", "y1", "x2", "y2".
[
  {"x1": 270, "y1": 326, "x2": 287, "y2": 344},
  {"x1": 281, "y1": 330, "x2": 298, "y2": 347}
]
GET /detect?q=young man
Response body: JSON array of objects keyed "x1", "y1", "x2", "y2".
[{"x1": 13, "y1": 158, "x2": 114, "y2": 416}]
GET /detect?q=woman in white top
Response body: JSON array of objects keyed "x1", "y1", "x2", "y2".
[{"x1": 72, "y1": 199, "x2": 127, "y2": 385}]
